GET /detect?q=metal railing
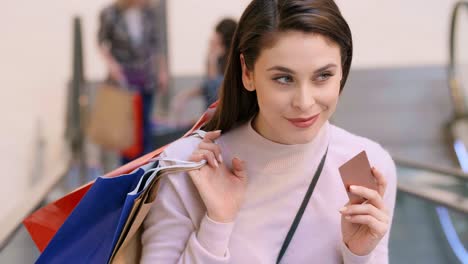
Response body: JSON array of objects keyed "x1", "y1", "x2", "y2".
[{"x1": 448, "y1": 1, "x2": 468, "y2": 118}]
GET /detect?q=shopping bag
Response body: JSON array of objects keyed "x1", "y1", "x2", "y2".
[
  {"x1": 23, "y1": 101, "x2": 218, "y2": 253},
  {"x1": 109, "y1": 158, "x2": 207, "y2": 264},
  {"x1": 121, "y1": 93, "x2": 143, "y2": 159},
  {"x1": 35, "y1": 166, "x2": 147, "y2": 263},
  {"x1": 35, "y1": 156, "x2": 206, "y2": 264},
  {"x1": 87, "y1": 84, "x2": 136, "y2": 151}
]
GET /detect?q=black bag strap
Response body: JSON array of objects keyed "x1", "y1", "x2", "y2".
[{"x1": 276, "y1": 147, "x2": 328, "y2": 264}]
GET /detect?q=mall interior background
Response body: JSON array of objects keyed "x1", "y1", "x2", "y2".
[{"x1": 1, "y1": 0, "x2": 467, "y2": 263}]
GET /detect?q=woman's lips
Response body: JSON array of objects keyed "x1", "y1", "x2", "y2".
[{"x1": 287, "y1": 114, "x2": 320, "y2": 128}]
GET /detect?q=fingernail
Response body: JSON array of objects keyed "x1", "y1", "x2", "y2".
[
  {"x1": 215, "y1": 130, "x2": 222, "y2": 134},
  {"x1": 339, "y1": 207, "x2": 347, "y2": 213},
  {"x1": 350, "y1": 185, "x2": 356, "y2": 191},
  {"x1": 214, "y1": 159, "x2": 219, "y2": 168},
  {"x1": 218, "y1": 154, "x2": 223, "y2": 163},
  {"x1": 345, "y1": 216, "x2": 351, "y2": 220}
]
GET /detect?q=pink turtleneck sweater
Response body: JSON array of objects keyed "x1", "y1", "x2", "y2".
[{"x1": 141, "y1": 120, "x2": 397, "y2": 263}]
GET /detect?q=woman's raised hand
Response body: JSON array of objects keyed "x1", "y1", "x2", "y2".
[{"x1": 188, "y1": 130, "x2": 248, "y2": 223}]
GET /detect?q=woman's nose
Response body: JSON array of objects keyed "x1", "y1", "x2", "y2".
[{"x1": 292, "y1": 84, "x2": 316, "y2": 111}]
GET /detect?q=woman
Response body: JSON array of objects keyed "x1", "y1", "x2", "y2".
[
  {"x1": 142, "y1": 0, "x2": 397, "y2": 263},
  {"x1": 171, "y1": 18, "x2": 238, "y2": 118},
  {"x1": 98, "y1": 0, "x2": 168, "y2": 164}
]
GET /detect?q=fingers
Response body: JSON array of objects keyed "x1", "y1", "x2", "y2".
[
  {"x1": 231, "y1": 157, "x2": 247, "y2": 180},
  {"x1": 343, "y1": 214, "x2": 388, "y2": 238},
  {"x1": 349, "y1": 185, "x2": 385, "y2": 210},
  {"x1": 340, "y1": 203, "x2": 388, "y2": 223},
  {"x1": 371, "y1": 167, "x2": 387, "y2": 196},
  {"x1": 203, "y1": 130, "x2": 222, "y2": 143},
  {"x1": 189, "y1": 130, "x2": 224, "y2": 168},
  {"x1": 191, "y1": 149, "x2": 219, "y2": 168},
  {"x1": 341, "y1": 183, "x2": 390, "y2": 238},
  {"x1": 198, "y1": 141, "x2": 223, "y2": 163}
]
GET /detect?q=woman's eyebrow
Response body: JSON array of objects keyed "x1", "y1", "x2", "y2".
[
  {"x1": 266, "y1": 63, "x2": 338, "y2": 74},
  {"x1": 266, "y1": 66, "x2": 295, "y2": 74},
  {"x1": 313, "y1": 63, "x2": 337, "y2": 73}
]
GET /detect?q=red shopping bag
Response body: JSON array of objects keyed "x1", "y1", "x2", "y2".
[
  {"x1": 121, "y1": 94, "x2": 143, "y2": 159},
  {"x1": 23, "y1": 102, "x2": 218, "y2": 252}
]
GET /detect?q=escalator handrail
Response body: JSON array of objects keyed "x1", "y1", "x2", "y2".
[
  {"x1": 448, "y1": 0, "x2": 468, "y2": 117},
  {"x1": 394, "y1": 156, "x2": 468, "y2": 181},
  {"x1": 397, "y1": 184, "x2": 468, "y2": 214},
  {"x1": 394, "y1": 155, "x2": 468, "y2": 214}
]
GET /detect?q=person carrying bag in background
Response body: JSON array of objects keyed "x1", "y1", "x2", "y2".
[{"x1": 97, "y1": 0, "x2": 168, "y2": 164}]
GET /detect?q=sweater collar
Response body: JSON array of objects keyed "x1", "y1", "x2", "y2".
[{"x1": 219, "y1": 117, "x2": 330, "y2": 173}]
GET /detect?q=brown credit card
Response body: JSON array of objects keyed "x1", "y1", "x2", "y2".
[{"x1": 338, "y1": 151, "x2": 378, "y2": 204}]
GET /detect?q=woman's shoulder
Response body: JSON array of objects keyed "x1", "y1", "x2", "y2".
[{"x1": 329, "y1": 124, "x2": 396, "y2": 177}]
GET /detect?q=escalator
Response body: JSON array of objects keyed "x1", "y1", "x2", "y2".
[
  {"x1": 392, "y1": 160, "x2": 468, "y2": 263},
  {"x1": 429, "y1": 2, "x2": 468, "y2": 262}
]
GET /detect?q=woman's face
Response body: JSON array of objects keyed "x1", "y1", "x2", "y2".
[{"x1": 241, "y1": 31, "x2": 343, "y2": 145}]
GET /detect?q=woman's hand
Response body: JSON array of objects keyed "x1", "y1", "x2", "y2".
[
  {"x1": 158, "y1": 69, "x2": 169, "y2": 94},
  {"x1": 188, "y1": 130, "x2": 248, "y2": 223},
  {"x1": 109, "y1": 61, "x2": 125, "y2": 84},
  {"x1": 340, "y1": 167, "x2": 389, "y2": 256}
]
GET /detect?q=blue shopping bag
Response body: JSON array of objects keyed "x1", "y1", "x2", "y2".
[{"x1": 35, "y1": 162, "x2": 155, "y2": 264}]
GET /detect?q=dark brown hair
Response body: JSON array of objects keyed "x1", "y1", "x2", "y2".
[{"x1": 203, "y1": 0, "x2": 353, "y2": 132}]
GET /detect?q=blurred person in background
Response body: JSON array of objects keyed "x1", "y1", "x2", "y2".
[
  {"x1": 171, "y1": 18, "x2": 238, "y2": 121},
  {"x1": 98, "y1": 0, "x2": 168, "y2": 165}
]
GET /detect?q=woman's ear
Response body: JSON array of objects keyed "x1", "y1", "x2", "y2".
[{"x1": 240, "y1": 54, "x2": 255, "y2": 92}]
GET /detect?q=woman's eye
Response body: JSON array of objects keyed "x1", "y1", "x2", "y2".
[
  {"x1": 317, "y1": 72, "x2": 333, "y2": 82},
  {"x1": 274, "y1": 76, "x2": 293, "y2": 85}
]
